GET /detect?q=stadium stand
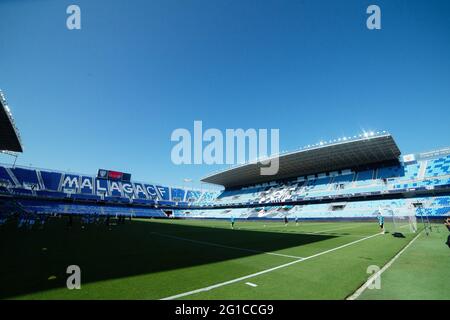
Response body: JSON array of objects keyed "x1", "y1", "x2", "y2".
[
  {"x1": 0, "y1": 162, "x2": 222, "y2": 225},
  {"x1": 1, "y1": 132, "x2": 449, "y2": 222},
  {"x1": 175, "y1": 134, "x2": 450, "y2": 219}
]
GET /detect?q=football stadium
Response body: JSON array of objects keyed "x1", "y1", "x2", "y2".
[{"x1": 1, "y1": 90, "x2": 449, "y2": 300}]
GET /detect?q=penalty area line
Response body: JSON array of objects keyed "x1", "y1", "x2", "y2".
[
  {"x1": 309, "y1": 223, "x2": 366, "y2": 234},
  {"x1": 160, "y1": 232, "x2": 382, "y2": 300},
  {"x1": 346, "y1": 231, "x2": 422, "y2": 300},
  {"x1": 150, "y1": 232, "x2": 304, "y2": 260}
]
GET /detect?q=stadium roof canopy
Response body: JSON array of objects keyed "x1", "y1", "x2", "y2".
[
  {"x1": 0, "y1": 91, "x2": 23, "y2": 153},
  {"x1": 201, "y1": 134, "x2": 401, "y2": 188}
]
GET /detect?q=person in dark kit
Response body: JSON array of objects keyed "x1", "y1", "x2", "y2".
[
  {"x1": 444, "y1": 218, "x2": 450, "y2": 248},
  {"x1": 39, "y1": 214, "x2": 47, "y2": 229},
  {"x1": 106, "y1": 215, "x2": 110, "y2": 226},
  {"x1": 284, "y1": 215, "x2": 288, "y2": 226},
  {"x1": 67, "y1": 215, "x2": 73, "y2": 228}
]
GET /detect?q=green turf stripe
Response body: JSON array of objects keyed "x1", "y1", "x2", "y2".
[{"x1": 161, "y1": 232, "x2": 382, "y2": 300}]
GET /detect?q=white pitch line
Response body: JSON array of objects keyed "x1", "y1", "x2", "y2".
[
  {"x1": 150, "y1": 232, "x2": 304, "y2": 260},
  {"x1": 160, "y1": 232, "x2": 382, "y2": 300},
  {"x1": 241, "y1": 222, "x2": 371, "y2": 237},
  {"x1": 346, "y1": 231, "x2": 422, "y2": 300},
  {"x1": 245, "y1": 282, "x2": 258, "y2": 287},
  {"x1": 238, "y1": 221, "x2": 341, "y2": 231},
  {"x1": 300, "y1": 232, "x2": 369, "y2": 238},
  {"x1": 310, "y1": 223, "x2": 366, "y2": 234}
]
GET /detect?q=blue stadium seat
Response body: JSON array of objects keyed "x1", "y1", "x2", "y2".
[
  {"x1": 333, "y1": 174, "x2": 354, "y2": 183},
  {"x1": 40, "y1": 171, "x2": 62, "y2": 191},
  {"x1": 376, "y1": 166, "x2": 404, "y2": 179},
  {"x1": 10, "y1": 168, "x2": 40, "y2": 186},
  {"x1": 171, "y1": 188, "x2": 186, "y2": 202},
  {"x1": 425, "y1": 156, "x2": 450, "y2": 177},
  {"x1": 356, "y1": 170, "x2": 374, "y2": 181},
  {"x1": 36, "y1": 190, "x2": 67, "y2": 199},
  {"x1": 0, "y1": 166, "x2": 16, "y2": 185}
]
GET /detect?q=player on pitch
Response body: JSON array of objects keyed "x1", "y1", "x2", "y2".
[{"x1": 377, "y1": 212, "x2": 385, "y2": 234}]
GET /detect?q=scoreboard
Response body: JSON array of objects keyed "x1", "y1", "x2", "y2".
[{"x1": 97, "y1": 169, "x2": 131, "y2": 182}]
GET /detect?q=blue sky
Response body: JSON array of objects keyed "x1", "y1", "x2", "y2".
[{"x1": 0, "y1": 0, "x2": 449, "y2": 188}]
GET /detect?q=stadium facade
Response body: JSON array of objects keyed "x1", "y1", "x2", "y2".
[{"x1": 0, "y1": 132, "x2": 449, "y2": 221}]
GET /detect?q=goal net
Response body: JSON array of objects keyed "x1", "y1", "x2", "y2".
[{"x1": 379, "y1": 203, "x2": 417, "y2": 235}]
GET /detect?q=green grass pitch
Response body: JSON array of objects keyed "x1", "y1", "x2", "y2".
[{"x1": 0, "y1": 217, "x2": 448, "y2": 300}]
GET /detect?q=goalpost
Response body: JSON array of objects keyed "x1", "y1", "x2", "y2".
[
  {"x1": 412, "y1": 199, "x2": 436, "y2": 236},
  {"x1": 378, "y1": 203, "x2": 418, "y2": 235}
]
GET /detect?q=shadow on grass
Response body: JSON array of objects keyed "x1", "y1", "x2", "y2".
[{"x1": 0, "y1": 217, "x2": 336, "y2": 299}]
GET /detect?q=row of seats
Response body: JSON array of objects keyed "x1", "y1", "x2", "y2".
[
  {"x1": 0, "y1": 165, "x2": 216, "y2": 205},
  {"x1": 176, "y1": 196, "x2": 450, "y2": 219},
  {"x1": 13, "y1": 199, "x2": 167, "y2": 218},
  {"x1": 1, "y1": 153, "x2": 449, "y2": 211},
  {"x1": 425, "y1": 155, "x2": 450, "y2": 177},
  {"x1": 212, "y1": 155, "x2": 450, "y2": 205}
]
